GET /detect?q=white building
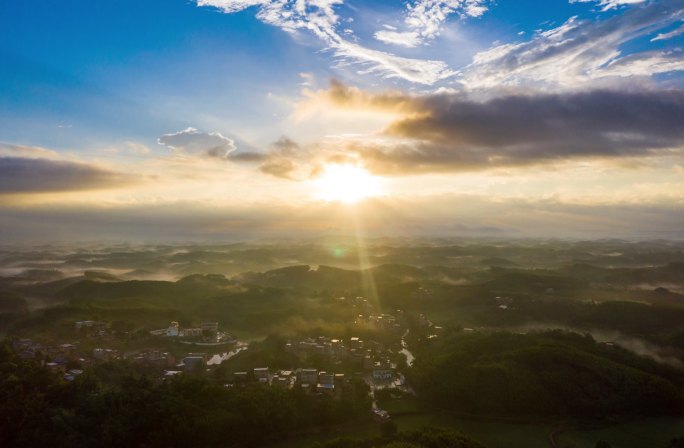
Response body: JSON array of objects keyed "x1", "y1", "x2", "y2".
[{"x1": 166, "y1": 321, "x2": 179, "y2": 337}]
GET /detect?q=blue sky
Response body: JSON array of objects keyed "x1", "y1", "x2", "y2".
[
  {"x1": 1, "y1": 0, "x2": 684, "y2": 241},
  {"x1": 3, "y1": 0, "x2": 682, "y2": 151}
]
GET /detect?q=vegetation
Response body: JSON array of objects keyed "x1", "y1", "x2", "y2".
[
  {"x1": 0, "y1": 344, "x2": 370, "y2": 448},
  {"x1": 408, "y1": 330, "x2": 684, "y2": 419},
  {"x1": 310, "y1": 427, "x2": 487, "y2": 448}
]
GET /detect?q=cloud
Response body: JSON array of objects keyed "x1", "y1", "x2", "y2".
[
  {"x1": 594, "y1": 50, "x2": 684, "y2": 78},
  {"x1": 569, "y1": 0, "x2": 647, "y2": 11},
  {"x1": 156, "y1": 128, "x2": 311, "y2": 180},
  {"x1": 196, "y1": 0, "x2": 455, "y2": 84},
  {"x1": 651, "y1": 23, "x2": 684, "y2": 41},
  {"x1": 0, "y1": 142, "x2": 59, "y2": 159},
  {"x1": 259, "y1": 158, "x2": 299, "y2": 179},
  {"x1": 299, "y1": 79, "x2": 421, "y2": 114},
  {"x1": 0, "y1": 157, "x2": 132, "y2": 193},
  {"x1": 375, "y1": 0, "x2": 489, "y2": 48},
  {"x1": 295, "y1": 82, "x2": 684, "y2": 175},
  {"x1": 461, "y1": 0, "x2": 684, "y2": 90},
  {"x1": 158, "y1": 127, "x2": 237, "y2": 160}
]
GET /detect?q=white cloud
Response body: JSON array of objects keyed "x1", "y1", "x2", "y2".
[
  {"x1": 461, "y1": 0, "x2": 684, "y2": 90},
  {"x1": 570, "y1": 0, "x2": 646, "y2": 11},
  {"x1": 375, "y1": 0, "x2": 489, "y2": 48},
  {"x1": 157, "y1": 127, "x2": 237, "y2": 159},
  {"x1": 569, "y1": 0, "x2": 647, "y2": 12},
  {"x1": 651, "y1": 23, "x2": 684, "y2": 41},
  {"x1": 196, "y1": 0, "x2": 683, "y2": 87},
  {"x1": 374, "y1": 30, "x2": 422, "y2": 48},
  {"x1": 595, "y1": 51, "x2": 684, "y2": 78},
  {"x1": 196, "y1": 0, "x2": 454, "y2": 84},
  {"x1": 332, "y1": 39, "x2": 454, "y2": 84},
  {"x1": 196, "y1": 0, "x2": 267, "y2": 13}
]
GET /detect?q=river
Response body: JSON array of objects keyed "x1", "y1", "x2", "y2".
[
  {"x1": 400, "y1": 329, "x2": 415, "y2": 366},
  {"x1": 206, "y1": 343, "x2": 248, "y2": 366}
]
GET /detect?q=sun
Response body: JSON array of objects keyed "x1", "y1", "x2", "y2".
[{"x1": 314, "y1": 164, "x2": 381, "y2": 203}]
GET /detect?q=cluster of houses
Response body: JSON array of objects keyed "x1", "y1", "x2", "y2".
[
  {"x1": 149, "y1": 321, "x2": 235, "y2": 343},
  {"x1": 285, "y1": 335, "x2": 395, "y2": 382},
  {"x1": 12, "y1": 338, "x2": 85, "y2": 381},
  {"x1": 150, "y1": 321, "x2": 218, "y2": 338},
  {"x1": 130, "y1": 349, "x2": 177, "y2": 368},
  {"x1": 12, "y1": 335, "x2": 204, "y2": 380},
  {"x1": 355, "y1": 311, "x2": 405, "y2": 332},
  {"x1": 74, "y1": 320, "x2": 112, "y2": 338},
  {"x1": 228, "y1": 366, "x2": 357, "y2": 398},
  {"x1": 13, "y1": 338, "x2": 77, "y2": 361}
]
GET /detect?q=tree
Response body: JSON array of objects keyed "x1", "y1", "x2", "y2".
[{"x1": 380, "y1": 421, "x2": 398, "y2": 439}]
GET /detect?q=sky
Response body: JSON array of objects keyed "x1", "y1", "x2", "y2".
[{"x1": 1, "y1": 0, "x2": 684, "y2": 242}]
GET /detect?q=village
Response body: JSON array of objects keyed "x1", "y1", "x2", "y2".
[{"x1": 8, "y1": 296, "x2": 437, "y2": 421}]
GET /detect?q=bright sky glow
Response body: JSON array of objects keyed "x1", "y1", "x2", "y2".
[{"x1": 314, "y1": 165, "x2": 382, "y2": 204}]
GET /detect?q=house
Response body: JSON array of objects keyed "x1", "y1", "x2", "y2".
[
  {"x1": 12, "y1": 338, "x2": 33, "y2": 351},
  {"x1": 182, "y1": 356, "x2": 205, "y2": 371},
  {"x1": 64, "y1": 369, "x2": 83, "y2": 382},
  {"x1": 350, "y1": 337, "x2": 363, "y2": 349},
  {"x1": 201, "y1": 322, "x2": 219, "y2": 332},
  {"x1": 182, "y1": 328, "x2": 202, "y2": 337},
  {"x1": 272, "y1": 371, "x2": 294, "y2": 389},
  {"x1": 254, "y1": 367, "x2": 270, "y2": 383},
  {"x1": 45, "y1": 362, "x2": 65, "y2": 373},
  {"x1": 58, "y1": 343, "x2": 77, "y2": 354},
  {"x1": 273, "y1": 376, "x2": 291, "y2": 388},
  {"x1": 318, "y1": 372, "x2": 335, "y2": 387},
  {"x1": 373, "y1": 368, "x2": 393, "y2": 381},
  {"x1": 299, "y1": 368, "x2": 318, "y2": 385},
  {"x1": 371, "y1": 409, "x2": 391, "y2": 422}
]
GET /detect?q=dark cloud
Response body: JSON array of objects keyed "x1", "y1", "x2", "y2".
[
  {"x1": 313, "y1": 84, "x2": 684, "y2": 174},
  {"x1": 229, "y1": 151, "x2": 268, "y2": 162},
  {"x1": 271, "y1": 136, "x2": 301, "y2": 155},
  {"x1": 259, "y1": 158, "x2": 298, "y2": 179},
  {"x1": 0, "y1": 157, "x2": 131, "y2": 193}
]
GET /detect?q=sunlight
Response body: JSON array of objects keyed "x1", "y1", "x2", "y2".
[{"x1": 314, "y1": 164, "x2": 381, "y2": 204}]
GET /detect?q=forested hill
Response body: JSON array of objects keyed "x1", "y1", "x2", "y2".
[{"x1": 409, "y1": 330, "x2": 684, "y2": 419}]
